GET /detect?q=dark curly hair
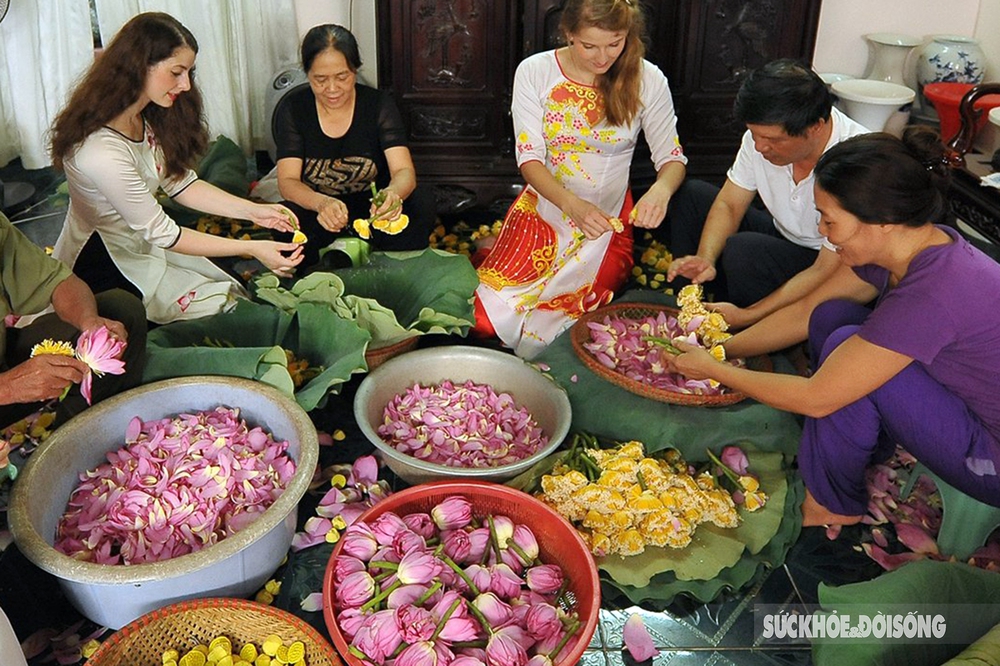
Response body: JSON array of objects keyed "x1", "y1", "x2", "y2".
[{"x1": 50, "y1": 12, "x2": 208, "y2": 178}]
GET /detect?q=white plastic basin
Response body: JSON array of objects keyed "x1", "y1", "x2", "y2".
[{"x1": 8, "y1": 377, "x2": 318, "y2": 629}]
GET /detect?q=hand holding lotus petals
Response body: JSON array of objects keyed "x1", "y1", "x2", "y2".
[{"x1": 668, "y1": 339, "x2": 720, "y2": 381}]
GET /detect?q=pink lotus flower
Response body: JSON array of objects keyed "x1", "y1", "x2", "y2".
[
  {"x1": 332, "y1": 555, "x2": 367, "y2": 582},
  {"x1": 337, "y1": 570, "x2": 376, "y2": 608},
  {"x1": 371, "y1": 512, "x2": 409, "y2": 545},
  {"x1": 490, "y1": 563, "x2": 523, "y2": 599},
  {"x1": 464, "y1": 564, "x2": 493, "y2": 595},
  {"x1": 442, "y1": 529, "x2": 473, "y2": 562},
  {"x1": 395, "y1": 604, "x2": 436, "y2": 643},
  {"x1": 467, "y1": 527, "x2": 492, "y2": 564},
  {"x1": 720, "y1": 445, "x2": 750, "y2": 475},
  {"x1": 524, "y1": 603, "x2": 562, "y2": 642},
  {"x1": 341, "y1": 523, "x2": 379, "y2": 560},
  {"x1": 525, "y1": 564, "x2": 563, "y2": 595},
  {"x1": 395, "y1": 641, "x2": 440, "y2": 666},
  {"x1": 403, "y1": 512, "x2": 437, "y2": 539},
  {"x1": 354, "y1": 610, "x2": 403, "y2": 663},
  {"x1": 431, "y1": 591, "x2": 482, "y2": 643},
  {"x1": 486, "y1": 629, "x2": 528, "y2": 666},
  {"x1": 397, "y1": 549, "x2": 444, "y2": 585},
  {"x1": 509, "y1": 524, "x2": 539, "y2": 563},
  {"x1": 623, "y1": 613, "x2": 659, "y2": 662},
  {"x1": 387, "y1": 584, "x2": 432, "y2": 609},
  {"x1": 75, "y1": 326, "x2": 126, "y2": 404},
  {"x1": 452, "y1": 657, "x2": 487, "y2": 666},
  {"x1": 525, "y1": 656, "x2": 553, "y2": 666},
  {"x1": 432, "y1": 496, "x2": 473, "y2": 530},
  {"x1": 337, "y1": 608, "x2": 366, "y2": 640},
  {"x1": 473, "y1": 592, "x2": 513, "y2": 626}
]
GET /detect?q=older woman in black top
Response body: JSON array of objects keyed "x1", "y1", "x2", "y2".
[{"x1": 275, "y1": 24, "x2": 433, "y2": 266}]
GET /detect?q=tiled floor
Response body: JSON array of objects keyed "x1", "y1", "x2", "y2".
[{"x1": 0, "y1": 159, "x2": 886, "y2": 666}]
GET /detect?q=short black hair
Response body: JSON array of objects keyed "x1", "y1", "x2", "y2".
[
  {"x1": 301, "y1": 24, "x2": 362, "y2": 73},
  {"x1": 733, "y1": 59, "x2": 833, "y2": 136}
]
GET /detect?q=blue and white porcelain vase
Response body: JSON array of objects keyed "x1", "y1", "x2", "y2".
[{"x1": 917, "y1": 36, "x2": 986, "y2": 88}]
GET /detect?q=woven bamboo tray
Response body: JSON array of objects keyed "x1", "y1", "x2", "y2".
[
  {"x1": 570, "y1": 302, "x2": 771, "y2": 407},
  {"x1": 364, "y1": 336, "x2": 418, "y2": 371},
  {"x1": 87, "y1": 597, "x2": 342, "y2": 666}
]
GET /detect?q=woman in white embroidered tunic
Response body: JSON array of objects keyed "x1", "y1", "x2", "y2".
[
  {"x1": 49, "y1": 13, "x2": 303, "y2": 324},
  {"x1": 473, "y1": 0, "x2": 687, "y2": 358}
]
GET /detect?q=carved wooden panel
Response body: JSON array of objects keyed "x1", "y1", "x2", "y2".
[
  {"x1": 376, "y1": 0, "x2": 821, "y2": 207},
  {"x1": 377, "y1": 0, "x2": 520, "y2": 209}
]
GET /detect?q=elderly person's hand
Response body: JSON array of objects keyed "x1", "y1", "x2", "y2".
[
  {"x1": 4, "y1": 355, "x2": 89, "y2": 403},
  {"x1": 371, "y1": 188, "x2": 403, "y2": 221},
  {"x1": 77, "y1": 315, "x2": 129, "y2": 344},
  {"x1": 316, "y1": 196, "x2": 349, "y2": 232}
]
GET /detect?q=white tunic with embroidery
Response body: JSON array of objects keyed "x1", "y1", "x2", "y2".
[
  {"x1": 475, "y1": 50, "x2": 686, "y2": 358},
  {"x1": 54, "y1": 124, "x2": 244, "y2": 324}
]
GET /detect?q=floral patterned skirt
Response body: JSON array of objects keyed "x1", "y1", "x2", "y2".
[{"x1": 474, "y1": 189, "x2": 633, "y2": 358}]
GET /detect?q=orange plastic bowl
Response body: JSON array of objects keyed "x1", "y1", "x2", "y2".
[{"x1": 322, "y1": 481, "x2": 601, "y2": 666}]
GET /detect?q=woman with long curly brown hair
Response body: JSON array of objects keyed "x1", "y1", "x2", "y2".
[
  {"x1": 473, "y1": 0, "x2": 687, "y2": 358},
  {"x1": 50, "y1": 12, "x2": 303, "y2": 324}
]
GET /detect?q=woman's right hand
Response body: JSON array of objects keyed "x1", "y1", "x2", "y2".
[
  {"x1": 564, "y1": 196, "x2": 614, "y2": 240},
  {"x1": 316, "y1": 196, "x2": 349, "y2": 232},
  {"x1": 252, "y1": 241, "x2": 305, "y2": 278}
]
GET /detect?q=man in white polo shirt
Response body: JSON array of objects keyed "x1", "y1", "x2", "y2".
[{"x1": 666, "y1": 59, "x2": 870, "y2": 328}]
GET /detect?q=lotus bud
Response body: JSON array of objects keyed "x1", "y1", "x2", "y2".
[
  {"x1": 473, "y1": 592, "x2": 513, "y2": 626},
  {"x1": 337, "y1": 570, "x2": 376, "y2": 608},
  {"x1": 397, "y1": 549, "x2": 443, "y2": 585},
  {"x1": 431, "y1": 496, "x2": 473, "y2": 531},
  {"x1": 525, "y1": 603, "x2": 562, "y2": 641},
  {"x1": 402, "y1": 512, "x2": 437, "y2": 539},
  {"x1": 340, "y1": 523, "x2": 378, "y2": 561},
  {"x1": 525, "y1": 564, "x2": 563, "y2": 595},
  {"x1": 394, "y1": 604, "x2": 436, "y2": 643}
]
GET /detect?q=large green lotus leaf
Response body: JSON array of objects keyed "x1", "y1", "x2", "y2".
[
  {"x1": 143, "y1": 300, "x2": 368, "y2": 411},
  {"x1": 144, "y1": 301, "x2": 293, "y2": 384},
  {"x1": 596, "y1": 449, "x2": 788, "y2": 587},
  {"x1": 282, "y1": 302, "x2": 371, "y2": 411},
  {"x1": 341, "y1": 294, "x2": 412, "y2": 345},
  {"x1": 335, "y1": 249, "x2": 477, "y2": 335}
]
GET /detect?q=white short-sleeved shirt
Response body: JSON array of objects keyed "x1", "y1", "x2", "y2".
[
  {"x1": 54, "y1": 125, "x2": 244, "y2": 323},
  {"x1": 726, "y1": 107, "x2": 870, "y2": 251}
]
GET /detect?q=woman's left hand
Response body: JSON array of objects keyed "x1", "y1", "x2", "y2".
[
  {"x1": 247, "y1": 203, "x2": 299, "y2": 233},
  {"x1": 370, "y1": 188, "x2": 403, "y2": 221},
  {"x1": 668, "y1": 340, "x2": 719, "y2": 381},
  {"x1": 631, "y1": 184, "x2": 672, "y2": 229}
]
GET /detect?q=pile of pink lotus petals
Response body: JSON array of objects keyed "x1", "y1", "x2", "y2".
[
  {"x1": 377, "y1": 381, "x2": 548, "y2": 468},
  {"x1": 332, "y1": 495, "x2": 583, "y2": 666},
  {"x1": 583, "y1": 311, "x2": 727, "y2": 395},
  {"x1": 54, "y1": 407, "x2": 296, "y2": 565}
]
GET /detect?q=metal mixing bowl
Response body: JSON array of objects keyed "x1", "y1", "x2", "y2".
[{"x1": 353, "y1": 346, "x2": 572, "y2": 485}]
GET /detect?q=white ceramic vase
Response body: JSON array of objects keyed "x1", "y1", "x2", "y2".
[{"x1": 863, "y1": 33, "x2": 921, "y2": 87}]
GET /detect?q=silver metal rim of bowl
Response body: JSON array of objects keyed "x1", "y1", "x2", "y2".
[
  {"x1": 354, "y1": 346, "x2": 572, "y2": 481},
  {"x1": 7, "y1": 376, "x2": 319, "y2": 584}
]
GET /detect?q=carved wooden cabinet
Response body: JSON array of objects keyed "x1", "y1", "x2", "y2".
[{"x1": 377, "y1": 0, "x2": 822, "y2": 210}]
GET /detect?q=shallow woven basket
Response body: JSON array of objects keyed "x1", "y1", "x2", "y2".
[
  {"x1": 570, "y1": 302, "x2": 771, "y2": 407},
  {"x1": 87, "y1": 598, "x2": 342, "y2": 666},
  {"x1": 364, "y1": 336, "x2": 419, "y2": 371}
]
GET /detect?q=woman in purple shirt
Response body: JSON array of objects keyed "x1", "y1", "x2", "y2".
[{"x1": 670, "y1": 129, "x2": 1000, "y2": 527}]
